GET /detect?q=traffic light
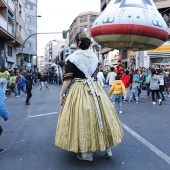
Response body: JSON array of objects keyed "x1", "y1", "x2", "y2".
[{"x1": 62, "y1": 30, "x2": 67, "y2": 39}]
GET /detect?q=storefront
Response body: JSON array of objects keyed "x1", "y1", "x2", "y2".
[{"x1": 148, "y1": 43, "x2": 170, "y2": 68}]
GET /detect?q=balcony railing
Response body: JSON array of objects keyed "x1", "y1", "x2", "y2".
[
  {"x1": 0, "y1": 15, "x2": 8, "y2": 31},
  {"x1": 7, "y1": 0, "x2": 14, "y2": 12}
]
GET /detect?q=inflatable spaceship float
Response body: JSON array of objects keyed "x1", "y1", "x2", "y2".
[{"x1": 91, "y1": 0, "x2": 169, "y2": 51}]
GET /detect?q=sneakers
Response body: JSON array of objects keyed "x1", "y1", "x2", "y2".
[
  {"x1": 0, "y1": 149, "x2": 6, "y2": 154},
  {"x1": 153, "y1": 101, "x2": 156, "y2": 105},
  {"x1": 123, "y1": 100, "x2": 128, "y2": 103},
  {"x1": 16, "y1": 95, "x2": 20, "y2": 98},
  {"x1": 128, "y1": 100, "x2": 131, "y2": 103},
  {"x1": 119, "y1": 111, "x2": 122, "y2": 114},
  {"x1": 136, "y1": 102, "x2": 139, "y2": 104},
  {"x1": 105, "y1": 149, "x2": 112, "y2": 158},
  {"x1": 77, "y1": 154, "x2": 93, "y2": 161},
  {"x1": 25, "y1": 102, "x2": 30, "y2": 105},
  {"x1": 158, "y1": 99, "x2": 162, "y2": 105}
]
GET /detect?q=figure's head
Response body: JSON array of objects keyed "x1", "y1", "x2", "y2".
[
  {"x1": 75, "y1": 30, "x2": 91, "y2": 50},
  {"x1": 133, "y1": 78, "x2": 138, "y2": 83},
  {"x1": 151, "y1": 68, "x2": 156, "y2": 75},
  {"x1": 125, "y1": 70, "x2": 129, "y2": 75},
  {"x1": 110, "y1": 67, "x2": 114, "y2": 72},
  {"x1": 115, "y1": 75, "x2": 120, "y2": 80},
  {"x1": 0, "y1": 66, "x2": 6, "y2": 72},
  {"x1": 118, "y1": 60, "x2": 121, "y2": 65}
]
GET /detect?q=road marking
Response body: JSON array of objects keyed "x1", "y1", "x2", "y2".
[
  {"x1": 29, "y1": 112, "x2": 58, "y2": 118},
  {"x1": 121, "y1": 122, "x2": 170, "y2": 165}
]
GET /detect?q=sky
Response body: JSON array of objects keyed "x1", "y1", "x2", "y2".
[{"x1": 37, "y1": 0, "x2": 100, "y2": 56}]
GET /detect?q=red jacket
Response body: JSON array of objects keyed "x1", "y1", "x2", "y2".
[{"x1": 120, "y1": 74, "x2": 130, "y2": 88}]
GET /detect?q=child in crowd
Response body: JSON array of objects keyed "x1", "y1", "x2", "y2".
[
  {"x1": 0, "y1": 89, "x2": 9, "y2": 154},
  {"x1": 129, "y1": 78, "x2": 140, "y2": 103},
  {"x1": 109, "y1": 75, "x2": 126, "y2": 114},
  {"x1": 149, "y1": 68, "x2": 162, "y2": 105},
  {"x1": 9, "y1": 73, "x2": 17, "y2": 96}
]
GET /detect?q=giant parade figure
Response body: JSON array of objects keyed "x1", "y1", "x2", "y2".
[{"x1": 91, "y1": 0, "x2": 169, "y2": 51}]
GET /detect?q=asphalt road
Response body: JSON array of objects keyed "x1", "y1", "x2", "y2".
[{"x1": 0, "y1": 84, "x2": 170, "y2": 170}]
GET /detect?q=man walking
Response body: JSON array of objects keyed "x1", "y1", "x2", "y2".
[{"x1": 106, "y1": 67, "x2": 117, "y2": 86}]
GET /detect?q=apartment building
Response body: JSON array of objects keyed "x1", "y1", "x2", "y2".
[
  {"x1": 16, "y1": 0, "x2": 38, "y2": 70},
  {"x1": 69, "y1": 11, "x2": 99, "y2": 46},
  {"x1": 0, "y1": 0, "x2": 25, "y2": 69},
  {"x1": 44, "y1": 40, "x2": 66, "y2": 71},
  {"x1": 37, "y1": 55, "x2": 45, "y2": 72}
]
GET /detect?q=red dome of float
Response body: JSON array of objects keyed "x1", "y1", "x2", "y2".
[{"x1": 91, "y1": 0, "x2": 169, "y2": 51}]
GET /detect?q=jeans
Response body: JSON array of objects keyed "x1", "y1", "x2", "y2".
[
  {"x1": 146, "y1": 83, "x2": 150, "y2": 97},
  {"x1": 138, "y1": 84, "x2": 142, "y2": 96},
  {"x1": 0, "y1": 78, "x2": 7, "y2": 96},
  {"x1": 17, "y1": 85, "x2": 26, "y2": 95},
  {"x1": 130, "y1": 91, "x2": 139, "y2": 102},
  {"x1": 151, "y1": 90, "x2": 161, "y2": 102},
  {"x1": 112, "y1": 94, "x2": 122, "y2": 112},
  {"x1": 124, "y1": 86, "x2": 130, "y2": 101},
  {"x1": 40, "y1": 81, "x2": 49, "y2": 90},
  {"x1": 159, "y1": 85, "x2": 165, "y2": 100},
  {"x1": 26, "y1": 90, "x2": 32, "y2": 103}
]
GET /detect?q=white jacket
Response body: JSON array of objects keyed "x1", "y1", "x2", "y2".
[
  {"x1": 158, "y1": 74, "x2": 164, "y2": 86},
  {"x1": 106, "y1": 72, "x2": 117, "y2": 85}
]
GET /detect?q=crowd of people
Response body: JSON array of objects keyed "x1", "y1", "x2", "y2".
[{"x1": 97, "y1": 61, "x2": 170, "y2": 113}]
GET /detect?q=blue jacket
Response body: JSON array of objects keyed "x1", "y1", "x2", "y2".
[
  {"x1": 133, "y1": 74, "x2": 141, "y2": 84},
  {"x1": 143, "y1": 71, "x2": 151, "y2": 84},
  {"x1": 0, "y1": 89, "x2": 9, "y2": 121},
  {"x1": 18, "y1": 76, "x2": 26, "y2": 87}
]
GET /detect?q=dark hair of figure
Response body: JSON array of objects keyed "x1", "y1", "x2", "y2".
[
  {"x1": 75, "y1": 31, "x2": 91, "y2": 50},
  {"x1": 115, "y1": 75, "x2": 120, "y2": 80}
]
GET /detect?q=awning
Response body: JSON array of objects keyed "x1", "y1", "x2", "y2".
[{"x1": 8, "y1": 12, "x2": 13, "y2": 20}]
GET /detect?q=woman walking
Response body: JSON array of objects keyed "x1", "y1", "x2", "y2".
[
  {"x1": 55, "y1": 30, "x2": 124, "y2": 161},
  {"x1": 149, "y1": 68, "x2": 162, "y2": 105}
]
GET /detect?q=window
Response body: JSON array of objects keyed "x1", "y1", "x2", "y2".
[
  {"x1": 80, "y1": 17, "x2": 87, "y2": 23},
  {"x1": 80, "y1": 26, "x2": 84, "y2": 31},
  {"x1": 120, "y1": 0, "x2": 147, "y2": 9},
  {"x1": 27, "y1": 3, "x2": 31, "y2": 9},
  {"x1": 19, "y1": 25, "x2": 21, "y2": 36},
  {"x1": 90, "y1": 16, "x2": 96, "y2": 22},
  {"x1": 27, "y1": 16, "x2": 31, "y2": 23},
  {"x1": 124, "y1": 0, "x2": 143, "y2": 5},
  {"x1": 80, "y1": 26, "x2": 87, "y2": 31},
  {"x1": 15, "y1": 0, "x2": 18, "y2": 9},
  {"x1": 8, "y1": 46, "x2": 12, "y2": 57},
  {"x1": 19, "y1": 4, "x2": 21, "y2": 15}
]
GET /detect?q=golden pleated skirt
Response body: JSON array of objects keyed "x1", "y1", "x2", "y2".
[{"x1": 55, "y1": 81, "x2": 124, "y2": 153}]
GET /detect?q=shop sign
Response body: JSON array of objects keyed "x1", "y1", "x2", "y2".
[{"x1": 148, "y1": 45, "x2": 170, "y2": 53}]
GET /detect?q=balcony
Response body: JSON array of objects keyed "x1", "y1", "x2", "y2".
[
  {"x1": 7, "y1": 0, "x2": 14, "y2": 13},
  {"x1": 0, "y1": 14, "x2": 15, "y2": 39},
  {"x1": 0, "y1": 15, "x2": 7, "y2": 30},
  {"x1": 0, "y1": 0, "x2": 7, "y2": 7}
]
